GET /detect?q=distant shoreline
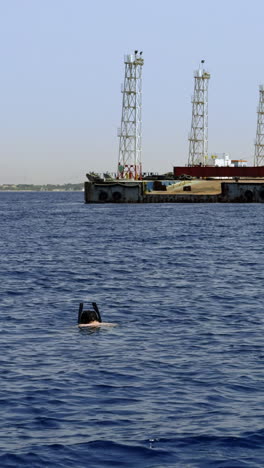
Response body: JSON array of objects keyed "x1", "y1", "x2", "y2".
[
  {"x1": 0, "y1": 190, "x2": 84, "y2": 192},
  {"x1": 0, "y1": 183, "x2": 84, "y2": 192}
]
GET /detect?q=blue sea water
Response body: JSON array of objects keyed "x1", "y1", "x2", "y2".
[{"x1": 0, "y1": 192, "x2": 264, "y2": 467}]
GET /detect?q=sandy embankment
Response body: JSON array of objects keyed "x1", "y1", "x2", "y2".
[
  {"x1": 151, "y1": 179, "x2": 264, "y2": 195},
  {"x1": 167, "y1": 179, "x2": 222, "y2": 195}
]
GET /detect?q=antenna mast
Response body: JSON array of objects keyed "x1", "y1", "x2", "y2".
[
  {"x1": 117, "y1": 51, "x2": 144, "y2": 179},
  {"x1": 188, "y1": 60, "x2": 210, "y2": 166},
  {"x1": 254, "y1": 85, "x2": 264, "y2": 166}
]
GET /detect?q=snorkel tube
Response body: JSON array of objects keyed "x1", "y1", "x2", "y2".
[
  {"x1": 78, "y1": 302, "x2": 84, "y2": 324},
  {"x1": 92, "y1": 302, "x2": 102, "y2": 322}
]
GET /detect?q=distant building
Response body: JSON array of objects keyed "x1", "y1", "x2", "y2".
[
  {"x1": 231, "y1": 159, "x2": 247, "y2": 167},
  {"x1": 201, "y1": 154, "x2": 247, "y2": 167},
  {"x1": 202, "y1": 153, "x2": 232, "y2": 167}
]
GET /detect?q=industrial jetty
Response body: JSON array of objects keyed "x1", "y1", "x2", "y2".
[
  {"x1": 84, "y1": 173, "x2": 264, "y2": 204},
  {"x1": 85, "y1": 51, "x2": 264, "y2": 204}
]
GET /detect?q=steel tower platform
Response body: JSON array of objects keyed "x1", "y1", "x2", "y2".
[
  {"x1": 117, "y1": 51, "x2": 144, "y2": 179},
  {"x1": 254, "y1": 85, "x2": 264, "y2": 166},
  {"x1": 188, "y1": 61, "x2": 210, "y2": 166}
]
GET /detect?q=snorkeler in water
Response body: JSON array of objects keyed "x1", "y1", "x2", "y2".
[{"x1": 78, "y1": 302, "x2": 116, "y2": 327}]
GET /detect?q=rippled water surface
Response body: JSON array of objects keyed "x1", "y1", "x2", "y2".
[{"x1": 1, "y1": 192, "x2": 264, "y2": 467}]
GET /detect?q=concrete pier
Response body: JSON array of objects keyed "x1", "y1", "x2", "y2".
[{"x1": 84, "y1": 180, "x2": 264, "y2": 203}]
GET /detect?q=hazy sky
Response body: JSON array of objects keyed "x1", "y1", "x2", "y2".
[{"x1": 0, "y1": 0, "x2": 263, "y2": 184}]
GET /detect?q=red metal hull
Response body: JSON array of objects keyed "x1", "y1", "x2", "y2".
[{"x1": 174, "y1": 166, "x2": 264, "y2": 178}]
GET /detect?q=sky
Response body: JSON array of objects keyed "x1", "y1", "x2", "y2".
[{"x1": 0, "y1": 0, "x2": 263, "y2": 184}]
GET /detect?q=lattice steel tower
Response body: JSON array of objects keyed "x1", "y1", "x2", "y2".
[
  {"x1": 188, "y1": 61, "x2": 210, "y2": 166},
  {"x1": 254, "y1": 85, "x2": 264, "y2": 166},
  {"x1": 117, "y1": 51, "x2": 144, "y2": 179}
]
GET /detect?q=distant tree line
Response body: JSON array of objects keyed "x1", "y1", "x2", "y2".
[{"x1": 0, "y1": 183, "x2": 84, "y2": 191}]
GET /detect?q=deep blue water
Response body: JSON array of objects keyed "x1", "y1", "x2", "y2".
[{"x1": 1, "y1": 192, "x2": 264, "y2": 467}]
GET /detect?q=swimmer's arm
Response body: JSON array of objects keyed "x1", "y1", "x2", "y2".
[
  {"x1": 78, "y1": 322, "x2": 117, "y2": 328},
  {"x1": 100, "y1": 322, "x2": 117, "y2": 327}
]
